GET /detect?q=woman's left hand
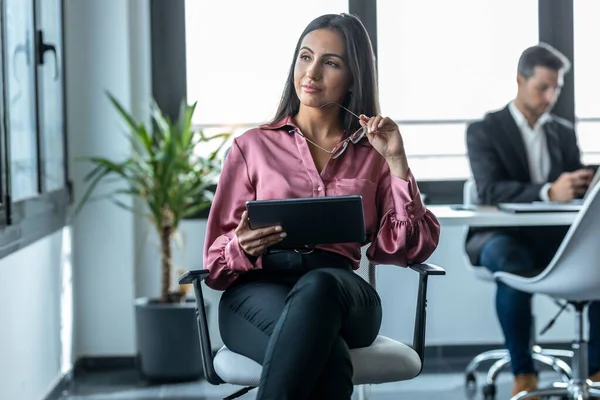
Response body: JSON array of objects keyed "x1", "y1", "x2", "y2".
[{"x1": 359, "y1": 115, "x2": 406, "y2": 160}]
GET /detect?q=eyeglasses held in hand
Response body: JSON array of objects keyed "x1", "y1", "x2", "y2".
[{"x1": 291, "y1": 102, "x2": 366, "y2": 159}]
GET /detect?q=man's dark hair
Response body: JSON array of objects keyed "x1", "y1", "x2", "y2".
[
  {"x1": 269, "y1": 13, "x2": 379, "y2": 134},
  {"x1": 517, "y1": 43, "x2": 571, "y2": 79}
]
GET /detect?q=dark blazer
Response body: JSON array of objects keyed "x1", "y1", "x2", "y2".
[{"x1": 465, "y1": 104, "x2": 584, "y2": 265}]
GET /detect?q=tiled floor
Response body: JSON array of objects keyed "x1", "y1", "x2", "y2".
[{"x1": 57, "y1": 368, "x2": 570, "y2": 400}]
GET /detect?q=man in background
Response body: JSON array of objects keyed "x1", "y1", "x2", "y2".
[{"x1": 466, "y1": 43, "x2": 600, "y2": 396}]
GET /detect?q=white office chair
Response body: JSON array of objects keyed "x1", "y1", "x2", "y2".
[
  {"x1": 492, "y1": 181, "x2": 600, "y2": 399},
  {"x1": 461, "y1": 178, "x2": 573, "y2": 400},
  {"x1": 179, "y1": 244, "x2": 445, "y2": 400}
]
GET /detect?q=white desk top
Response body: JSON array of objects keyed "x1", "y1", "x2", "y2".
[{"x1": 428, "y1": 205, "x2": 577, "y2": 227}]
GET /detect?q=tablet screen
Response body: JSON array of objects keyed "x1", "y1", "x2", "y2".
[{"x1": 246, "y1": 195, "x2": 366, "y2": 246}]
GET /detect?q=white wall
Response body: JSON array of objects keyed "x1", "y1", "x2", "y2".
[
  {"x1": 179, "y1": 221, "x2": 224, "y2": 351},
  {"x1": 138, "y1": 219, "x2": 224, "y2": 351},
  {"x1": 0, "y1": 229, "x2": 72, "y2": 400},
  {"x1": 65, "y1": 0, "x2": 145, "y2": 357},
  {"x1": 63, "y1": 0, "x2": 222, "y2": 358}
]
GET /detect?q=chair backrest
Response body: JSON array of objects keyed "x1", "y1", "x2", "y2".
[
  {"x1": 463, "y1": 178, "x2": 480, "y2": 206},
  {"x1": 524, "y1": 182, "x2": 600, "y2": 301},
  {"x1": 357, "y1": 244, "x2": 377, "y2": 288}
]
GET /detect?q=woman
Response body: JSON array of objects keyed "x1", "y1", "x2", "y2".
[{"x1": 203, "y1": 13, "x2": 440, "y2": 400}]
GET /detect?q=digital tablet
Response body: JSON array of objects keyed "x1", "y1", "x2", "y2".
[
  {"x1": 498, "y1": 202, "x2": 581, "y2": 213},
  {"x1": 246, "y1": 195, "x2": 366, "y2": 246}
]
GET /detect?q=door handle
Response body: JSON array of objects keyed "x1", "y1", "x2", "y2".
[{"x1": 36, "y1": 29, "x2": 59, "y2": 81}]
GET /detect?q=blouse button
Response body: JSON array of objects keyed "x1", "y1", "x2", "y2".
[
  {"x1": 410, "y1": 214, "x2": 415, "y2": 219},
  {"x1": 407, "y1": 205, "x2": 413, "y2": 211},
  {"x1": 317, "y1": 186, "x2": 323, "y2": 192}
]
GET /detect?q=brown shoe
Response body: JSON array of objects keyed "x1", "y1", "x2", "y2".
[
  {"x1": 590, "y1": 371, "x2": 600, "y2": 399},
  {"x1": 590, "y1": 370, "x2": 600, "y2": 382},
  {"x1": 511, "y1": 373, "x2": 539, "y2": 399}
]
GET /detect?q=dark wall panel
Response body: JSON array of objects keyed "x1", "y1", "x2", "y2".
[
  {"x1": 150, "y1": 0, "x2": 187, "y2": 120},
  {"x1": 539, "y1": 0, "x2": 575, "y2": 123}
]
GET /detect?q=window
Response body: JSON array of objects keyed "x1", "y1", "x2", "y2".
[
  {"x1": 185, "y1": 0, "x2": 348, "y2": 127},
  {"x1": 38, "y1": 0, "x2": 66, "y2": 192},
  {"x1": 574, "y1": 0, "x2": 600, "y2": 120},
  {"x1": 574, "y1": 0, "x2": 600, "y2": 166},
  {"x1": 377, "y1": 0, "x2": 538, "y2": 179},
  {"x1": 5, "y1": 0, "x2": 39, "y2": 200},
  {"x1": 577, "y1": 122, "x2": 600, "y2": 166},
  {"x1": 399, "y1": 123, "x2": 470, "y2": 180},
  {"x1": 0, "y1": 0, "x2": 69, "y2": 255}
]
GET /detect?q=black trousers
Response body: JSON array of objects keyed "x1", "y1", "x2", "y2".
[{"x1": 219, "y1": 249, "x2": 382, "y2": 400}]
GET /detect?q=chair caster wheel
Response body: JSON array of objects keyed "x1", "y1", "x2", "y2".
[
  {"x1": 465, "y1": 371, "x2": 476, "y2": 387},
  {"x1": 464, "y1": 372, "x2": 477, "y2": 397},
  {"x1": 482, "y1": 383, "x2": 496, "y2": 400}
]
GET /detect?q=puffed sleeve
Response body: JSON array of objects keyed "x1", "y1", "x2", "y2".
[
  {"x1": 367, "y1": 166, "x2": 440, "y2": 266},
  {"x1": 203, "y1": 139, "x2": 261, "y2": 290}
]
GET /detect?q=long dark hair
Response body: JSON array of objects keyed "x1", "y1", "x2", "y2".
[{"x1": 270, "y1": 13, "x2": 380, "y2": 134}]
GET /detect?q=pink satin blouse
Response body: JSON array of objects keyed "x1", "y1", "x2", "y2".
[{"x1": 203, "y1": 116, "x2": 440, "y2": 290}]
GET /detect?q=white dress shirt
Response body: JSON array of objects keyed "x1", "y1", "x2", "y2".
[{"x1": 508, "y1": 101, "x2": 553, "y2": 201}]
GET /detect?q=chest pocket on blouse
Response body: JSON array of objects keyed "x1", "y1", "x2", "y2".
[{"x1": 333, "y1": 178, "x2": 378, "y2": 237}]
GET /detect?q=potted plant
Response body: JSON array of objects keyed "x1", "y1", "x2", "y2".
[{"x1": 75, "y1": 93, "x2": 229, "y2": 381}]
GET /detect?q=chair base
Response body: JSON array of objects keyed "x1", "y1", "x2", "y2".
[
  {"x1": 511, "y1": 303, "x2": 597, "y2": 400},
  {"x1": 355, "y1": 384, "x2": 370, "y2": 400},
  {"x1": 465, "y1": 345, "x2": 574, "y2": 399},
  {"x1": 465, "y1": 345, "x2": 574, "y2": 382},
  {"x1": 224, "y1": 386, "x2": 256, "y2": 400},
  {"x1": 511, "y1": 380, "x2": 600, "y2": 399}
]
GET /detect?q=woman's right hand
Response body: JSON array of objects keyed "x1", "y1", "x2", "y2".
[{"x1": 235, "y1": 211, "x2": 287, "y2": 256}]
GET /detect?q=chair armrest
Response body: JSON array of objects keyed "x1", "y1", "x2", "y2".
[
  {"x1": 178, "y1": 269, "x2": 223, "y2": 385},
  {"x1": 410, "y1": 263, "x2": 446, "y2": 276},
  {"x1": 178, "y1": 269, "x2": 210, "y2": 285},
  {"x1": 408, "y1": 262, "x2": 446, "y2": 374}
]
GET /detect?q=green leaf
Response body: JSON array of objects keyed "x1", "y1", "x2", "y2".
[
  {"x1": 106, "y1": 92, "x2": 138, "y2": 134},
  {"x1": 181, "y1": 200, "x2": 212, "y2": 219},
  {"x1": 74, "y1": 93, "x2": 232, "y2": 302}
]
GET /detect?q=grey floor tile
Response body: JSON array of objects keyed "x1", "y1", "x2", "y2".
[{"x1": 60, "y1": 369, "x2": 572, "y2": 399}]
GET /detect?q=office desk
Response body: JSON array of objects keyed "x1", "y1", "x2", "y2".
[{"x1": 428, "y1": 205, "x2": 577, "y2": 227}]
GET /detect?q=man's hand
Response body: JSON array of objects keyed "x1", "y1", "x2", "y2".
[
  {"x1": 236, "y1": 211, "x2": 287, "y2": 256},
  {"x1": 548, "y1": 168, "x2": 595, "y2": 202}
]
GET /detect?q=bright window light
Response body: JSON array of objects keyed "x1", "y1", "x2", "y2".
[
  {"x1": 377, "y1": 0, "x2": 538, "y2": 179},
  {"x1": 185, "y1": 0, "x2": 348, "y2": 127},
  {"x1": 574, "y1": 0, "x2": 600, "y2": 119}
]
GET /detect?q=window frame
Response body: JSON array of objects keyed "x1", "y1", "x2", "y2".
[
  {"x1": 0, "y1": 0, "x2": 70, "y2": 258},
  {"x1": 176, "y1": 0, "x2": 578, "y2": 205}
]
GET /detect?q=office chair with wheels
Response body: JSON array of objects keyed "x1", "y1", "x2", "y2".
[
  {"x1": 179, "y1": 244, "x2": 445, "y2": 400},
  {"x1": 461, "y1": 179, "x2": 573, "y2": 400},
  {"x1": 493, "y1": 182, "x2": 600, "y2": 399}
]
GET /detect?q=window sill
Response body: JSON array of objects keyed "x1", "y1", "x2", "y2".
[{"x1": 0, "y1": 187, "x2": 70, "y2": 259}]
